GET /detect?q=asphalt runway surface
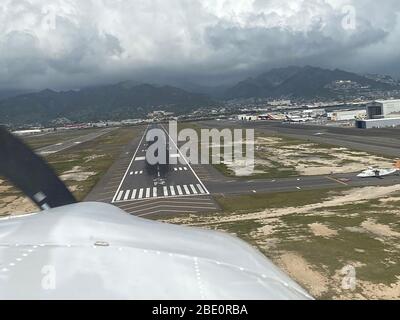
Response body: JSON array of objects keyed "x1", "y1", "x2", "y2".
[{"x1": 36, "y1": 128, "x2": 115, "y2": 155}]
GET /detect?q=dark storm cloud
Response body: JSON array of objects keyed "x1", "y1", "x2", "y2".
[{"x1": 0, "y1": 0, "x2": 399, "y2": 90}]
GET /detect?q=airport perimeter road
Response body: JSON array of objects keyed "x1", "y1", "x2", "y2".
[
  {"x1": 106, "y1": 124, "x2": 218, "y2": 217},
  {"x1": 201, "y1": 120, "x2": 400, "y2": 157},
  {"x1": 36, "y1": 128, "x2": 116, "y2": 155}
]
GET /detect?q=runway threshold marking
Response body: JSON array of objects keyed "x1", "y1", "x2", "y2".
[{"x1": 326, "y1": 176, "x2": 349, "y2": 186}]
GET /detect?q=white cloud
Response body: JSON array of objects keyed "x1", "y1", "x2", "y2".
[{"x1": 0, "y1": 0, "x2": 399, "y2": 89}]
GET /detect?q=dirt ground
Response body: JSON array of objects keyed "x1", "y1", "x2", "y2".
[{"x1": 59, "y1": 166, "x2": 96, "y2": 182}]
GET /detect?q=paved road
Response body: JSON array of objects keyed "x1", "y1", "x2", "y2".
[{"x1": 36, "y1": 128, "x2": 116, "y2": 155}]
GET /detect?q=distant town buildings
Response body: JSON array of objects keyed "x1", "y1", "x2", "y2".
[{"x1": 147, "y1": 110, "x2": 174, "y2": 120}]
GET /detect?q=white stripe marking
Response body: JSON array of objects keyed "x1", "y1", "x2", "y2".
[
  {"x1": 116, "y1": 190, "x2": 124, "y2": 201},
  {"x1": 190, "y1": 184, "x2": 198, "y2": 194},
  {"x1": 138, "y1": 189, "x2": 144, "y2": 199},
  {"x1": 170, "y1": 186, "x2": 176, "y2": 196},
  {"x1": 183, "y1": 185, "x2": 190, "y2": 195},
  {"x1": 197, "y1": 184, "x2": 205, "y2": 194},
  {"x1": 177, "y1": 185, "x2": 183, "y2": 195},
  {"x1": 135, "y1": 156, "x2": 146, "y2": 161},
  {"x1": 179, "y1": 167, "x2": 183, "y2": 171},
  {"x1": 131, "y1": 189, "x2": 137, "y2": 199},
  {"x1": 124, "y1": 190, "x2": 131, "y2": 200},
  {"x1": 163, "y1": 186, "x2": 168, "y2": 196},
  {"x1": 146, "y1": 188, "x2": 151, "y2": 198},
  {"x1": 153, "y1": 187, "x2": 158, "y2": 197}
]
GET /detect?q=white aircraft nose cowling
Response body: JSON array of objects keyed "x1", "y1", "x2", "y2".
[{"x1": 0, "y1": 202, "x2": 312, "y2": 300}]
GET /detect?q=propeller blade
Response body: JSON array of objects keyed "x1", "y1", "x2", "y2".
[{"x1": 0, "y1": 126, "x2": 76, "y2": 210}]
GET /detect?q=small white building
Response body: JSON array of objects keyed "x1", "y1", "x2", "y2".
[{"x1": 327, "y1": 110, "x2": 366, "y2": 121}]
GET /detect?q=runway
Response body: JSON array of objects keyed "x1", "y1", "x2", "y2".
[
  {"x1": 86, "y1": 124, "x2": 219, "y2": 216},
  {"x1": 36, "y1": 128, "x2": 115, "y2": 155}
]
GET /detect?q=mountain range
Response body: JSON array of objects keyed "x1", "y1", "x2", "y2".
[
  {"x1": 0, "y1": 82, "x2": 215, "y2": 125},
  {"x1": 1, "y1": 66, "x2": 399, "y2": 125},
  {"x1": 224, "y1": 66, "x2": 399, "y2": 99}
]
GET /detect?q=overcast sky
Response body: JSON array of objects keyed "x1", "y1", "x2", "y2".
[{"x1": 1, "y1": 0, "x2": 400, "y2": 90}]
